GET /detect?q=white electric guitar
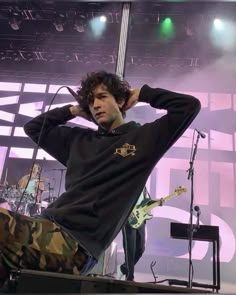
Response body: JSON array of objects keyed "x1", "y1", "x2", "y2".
[{"x1": 128, "y1": 186, "x2": 187, "y2": 229}]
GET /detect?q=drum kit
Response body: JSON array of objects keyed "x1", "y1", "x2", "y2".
[{"x1": 0, "y1": 182, "x2": 57, "y2": 216}]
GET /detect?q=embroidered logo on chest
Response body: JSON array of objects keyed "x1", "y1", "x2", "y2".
[{"x1": 114, "y1": 143, "x2": 136, "y2": 157}]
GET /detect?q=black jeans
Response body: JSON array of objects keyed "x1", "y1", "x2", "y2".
[{"x1": 120, "y1": 221, "x2": 145, "y2": 281}]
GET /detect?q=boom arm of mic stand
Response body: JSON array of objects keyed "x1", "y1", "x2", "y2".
[
  {"x1": 187, "y1": 133, "x2": 200, "y2": 180},
  {"x1": 187, "y1": 132, "x2": 201, "y2": 288}
]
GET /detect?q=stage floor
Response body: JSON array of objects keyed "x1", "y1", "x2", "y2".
[
  {"x1": 127, "y1": 272, "x2": 236, "y2": 293},
  {"x1": 0, "y1": 269, "x2": 235, "y2": 293}
]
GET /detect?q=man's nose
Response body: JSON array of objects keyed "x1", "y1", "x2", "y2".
[{"x1": 93, "y1": 98, "x2": 101, "y2": 109}]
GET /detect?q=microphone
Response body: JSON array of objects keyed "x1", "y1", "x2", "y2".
[
  {"x1": 195, "y1": 129, "x2": 206, "y2": 139},
  {"x1": 194, "y1": 205, "x2": 201, "y2": 229},
  {"x1": 194, "y1": 205, "x2": 201, "y2": 215},
  {"x1": 67, "y1": 87, "x2": 79, "y2": 102}
]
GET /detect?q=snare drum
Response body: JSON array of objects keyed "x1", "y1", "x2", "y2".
[{"x1": 24, "y1": 202, "x2": 42, "y2": 216}]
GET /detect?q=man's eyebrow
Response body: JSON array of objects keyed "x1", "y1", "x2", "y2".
[{"x1": 96, "y1": 91, "x2": 109, "y2": 96}]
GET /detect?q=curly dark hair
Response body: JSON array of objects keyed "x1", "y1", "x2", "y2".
[{"x1": 76, "y1": 71, "x2": 131, "y2": 119}]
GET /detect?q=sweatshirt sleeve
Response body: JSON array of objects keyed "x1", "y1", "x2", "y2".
[
  {"x1": 24, "y1": 105, "x2": 76, "y2": 166},
  {"x1": 138, "y1": 85, "x2": 201, "y2": 160}
]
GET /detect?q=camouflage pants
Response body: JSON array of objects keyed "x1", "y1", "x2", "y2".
[{"x1": 0, "y1": 208, "x2": 94, "y2": 275}]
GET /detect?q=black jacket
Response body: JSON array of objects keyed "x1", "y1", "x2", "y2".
[{"x1": 24, "y1": 84, "x2": 201, "y2": 259}]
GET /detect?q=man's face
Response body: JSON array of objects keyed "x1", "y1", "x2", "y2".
[
  {"x1": 89, "y1": 84, "x2": 125, "y2": 130},
  {"x1": 32, "y1": 164, "x2": 40, "y2": 175}
]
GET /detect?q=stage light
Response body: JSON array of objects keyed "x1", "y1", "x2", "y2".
[
  {"x1": 160, "y1": 17, "x2": 175, "y2": 39},
  {"x1": 0, "y1": 50, "x2": 6, "y2": 60},
  {"x1": 213, "y1": 18, "x2": 224, "y2": 30},
  {"x1": 100, "y1": 15, "x2": 107, "y2": 23},
  {"x1": 90, "y1": 16, "x2": 107, "y2": 38},
  {"x1": 9, "y1": 12, "x2": 22, "y2": 31},
  {"x1": 211, "y1": 19, "x2": 236, "y2": 52},
  {"x1": 74, "y1": 14, "x2": 86, "y2": 33},
  {"x1": 53, "y1": 13, "x2": 66, "y2": 32}
]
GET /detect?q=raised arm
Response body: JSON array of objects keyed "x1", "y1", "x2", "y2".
[
  {"x1": 24, "y1": 105, "x2": 75, "y2": 165},
  {"x1": 143, "y1": 85, "x2": 200, "y2": 158},
  {"x1": 126, "y1": 85, "x2": 201, "y2": 161},
  {"x1": 18, "y1": 175, "x2": 28, "y2": 189}
]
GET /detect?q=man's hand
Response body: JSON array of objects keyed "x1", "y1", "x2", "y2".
[
  {"x1": 69, "y1": 105, "x2": 92, "y2": 121},
  {"x1": 124, "y1": 88, "x2": 141, "y2": 111}
]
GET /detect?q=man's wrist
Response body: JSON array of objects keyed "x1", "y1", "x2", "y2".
[{"x1": 69, "y1": 105, "x2": 77, "y2": 116}]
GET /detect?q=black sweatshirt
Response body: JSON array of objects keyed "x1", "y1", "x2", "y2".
[{"x1": 24, "y1": 85, "x2": 201, "y2": 260}]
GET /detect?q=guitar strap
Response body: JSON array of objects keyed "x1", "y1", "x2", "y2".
[{"x1": 143, "y1": 186, "x2": 151, "y2": 200}]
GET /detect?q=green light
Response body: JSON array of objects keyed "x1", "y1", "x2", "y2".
[{"x1": 160, "y1": 17, "x2": 175, "y2": 40}]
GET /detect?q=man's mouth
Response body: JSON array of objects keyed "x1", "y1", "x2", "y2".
[{"x1": 96, "y1": 112, "x2": 105, "y2": 118}]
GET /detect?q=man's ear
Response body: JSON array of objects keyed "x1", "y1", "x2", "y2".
[{"x1": 118, "y1": 98, "x2": 126, "y2": 110}]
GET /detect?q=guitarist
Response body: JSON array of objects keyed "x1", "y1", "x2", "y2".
[{"x1": 117, "y1": 187, "x2": 150, "y2": 281}]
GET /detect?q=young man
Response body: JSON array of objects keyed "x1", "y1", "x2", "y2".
[{"x1": 0, "y1": 71, "x2": 201, "y2": 285}]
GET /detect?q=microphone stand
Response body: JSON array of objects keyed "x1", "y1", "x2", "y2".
[
  {"x1": 186, "y1": 131, "x2": 201, "y2": 288},
  {"x1": 47, "y1": 182, "x2": 52, "y2": 203}
]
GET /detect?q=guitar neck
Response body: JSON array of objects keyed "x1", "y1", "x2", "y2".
[{"x1": 144, "y1": 192, "x2": 177, "y2": 212}]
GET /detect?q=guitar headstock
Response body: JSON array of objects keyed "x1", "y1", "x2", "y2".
[{"x1": 174, "y1": 186, "x2": 187, "y2": 195}]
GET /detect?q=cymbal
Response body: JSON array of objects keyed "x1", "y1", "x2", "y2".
[
  {"x1": 40, "y1": 177, "x2": 49, "y2": 180},
  {"x1": 37, "y1": 177, "x2": 49, "y2": 182}
]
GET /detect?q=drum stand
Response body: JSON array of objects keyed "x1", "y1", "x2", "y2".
[{"x1": 47, "y1": 182, "x2": 54, "y2": 203}]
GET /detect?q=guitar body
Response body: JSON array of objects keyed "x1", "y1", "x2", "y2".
[
  {"x1": 128, "y1": 200, "x2": 155, "y2": 229},
  {"x1": 128, "y1": 186, "x2": 187, "y2": 229}
]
